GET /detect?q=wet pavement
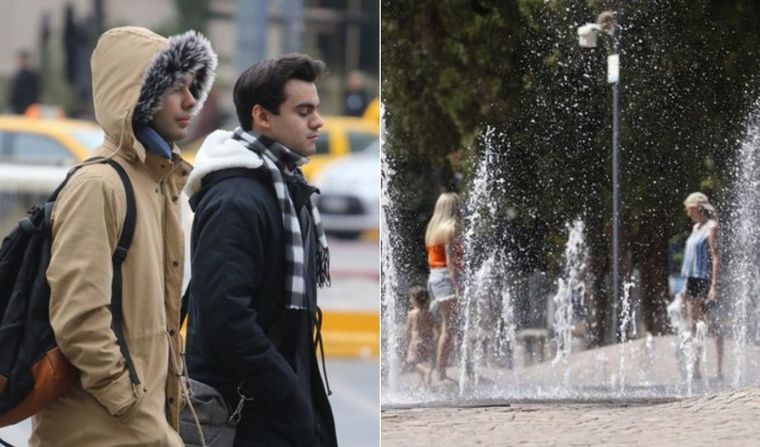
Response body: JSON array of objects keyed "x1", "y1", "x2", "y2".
[
  {"x1": 382, "y1": 334, "x2": 760, "y2": 446},
  {"x1": 383, "y1": 334, "x2": 760, "y2": 405}
]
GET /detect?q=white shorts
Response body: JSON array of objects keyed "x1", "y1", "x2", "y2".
[{"x1": 428, "y1": 268, "x2": 456, "y2": 302}]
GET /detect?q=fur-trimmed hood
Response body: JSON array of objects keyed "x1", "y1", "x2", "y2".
[
  {"x1": 91, "y1": 27, "x2": 217, "y2": 163},
  {"x1": 132, "y1": 30, "x2": 217, "y2": 126},
  {"x1": 184, "y1": 130, "x2": 264, "y2": 197}
]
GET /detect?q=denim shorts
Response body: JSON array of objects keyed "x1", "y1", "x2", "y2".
[
  {"x1": 428, "y1": 268, "x2": 456, "y2": 302},
  {"x1": 686, "y1": 277, "x2": 710, "y2": 299}
]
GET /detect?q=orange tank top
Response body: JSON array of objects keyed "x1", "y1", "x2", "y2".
[{"x1": 427, "y1": 244, "x2": 447, "y2": 268}]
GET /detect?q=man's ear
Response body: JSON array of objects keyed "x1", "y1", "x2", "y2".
[{"x1": 251, "y1": 104, "x2": 271, "y2": 130}]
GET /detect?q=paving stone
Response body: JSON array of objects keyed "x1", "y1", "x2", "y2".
[{"x1": 382, "y1": 387, "x2": 760, "y2": 446}]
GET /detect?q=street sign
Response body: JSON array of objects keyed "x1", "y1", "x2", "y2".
[{"x1": 607, "y1": 54, "x2": 620, "y2": 84}]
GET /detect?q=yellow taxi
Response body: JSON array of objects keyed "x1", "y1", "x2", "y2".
[
  {"x1": 0, "y1": 115, "x2": 104, "y2": 234},
  {"x1": 300, "y1": 115, "x2": 379, "y2": 180},
  {"x1": 362, "y1": 97, "x2": 380, "y2": 124},
  {"x1": 0, "y1": 115, "x2": 104, "y2": 167}
]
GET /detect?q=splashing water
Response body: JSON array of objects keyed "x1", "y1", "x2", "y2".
[
  {"x1": 457, "y1": 127, "x2": 514, "y2": 395},
  {"x1": 380, "y1": 123, "x2": 406, "y2": 398},
  {"x1": 496, "y1": 278, "x2": 517, "y2": 368},
  {"x1": 551, "y1": 219, "x2": 589, "y2": 387},
  {"x1": 383, "y1": 105, "x2": 760, "y2": 405},
  {"x1": 667, "y1": 294, "x2": 689, "y2": 337},
  {"x1": 696, "y1": 321, "x2": 709, "y2": 389},
  {"x1": 618, "y1": 278, "x2": 636, "y2": 393},
  {"x1": 459, "y1": 253, "x2": 503, "y2": 393},
  {"x1": 725, "y1": 99, "x2": 760, "y2": 388}
]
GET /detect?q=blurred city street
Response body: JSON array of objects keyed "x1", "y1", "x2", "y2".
[{"x1": 321, "y1": 235, "x2": 379, "y2": 313}]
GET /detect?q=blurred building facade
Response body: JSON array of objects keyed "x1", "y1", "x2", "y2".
[{"x1": 0, "y1": 0, "x2": 378, "y2": 116}]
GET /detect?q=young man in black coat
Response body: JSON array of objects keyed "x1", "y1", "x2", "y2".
[{"x1": 183, "y1": 55, "x2": 338, "y2": 447}]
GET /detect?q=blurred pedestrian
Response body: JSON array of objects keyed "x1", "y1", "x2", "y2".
[
  {"x1": 681, "y1": 192, "x2": 723, "y2": 379},
  {"x1": 343, "y1": 70, "x2": 369, "y2": 116},
  {"x1": 8, "y1": 50, "x2": 40, "y2": 114},
  {"x1": 32, "y1": 27, "x2": 217, "y2": 447},
  {"x1": 425, "y1": 192, "x2": 463, "y2": 384},
  {"x1": 184, "y1": 54, "x2": 338, "y2": 446},
  {"x1": 404, "y1": 286, "x2": 437, "y2": 386}
]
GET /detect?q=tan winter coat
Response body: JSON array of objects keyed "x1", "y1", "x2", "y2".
[{"x1": 30, "y1": 27, "x2": 213, "y2": 446}]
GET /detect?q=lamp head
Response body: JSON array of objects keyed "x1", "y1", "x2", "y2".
[{"x1": 577, "y1": 23, "x2": 600, "y2": 48}]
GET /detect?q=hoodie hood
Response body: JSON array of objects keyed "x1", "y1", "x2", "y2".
[
  {"x1": 184, "y1": 130, "x2": 265, "y2": 197},
  {"x1": 91, "y1": 27, "x2": 217, "y2": 162}
]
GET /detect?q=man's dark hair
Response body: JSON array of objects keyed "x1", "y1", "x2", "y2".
[{"x1": 233, "y1": 54, "x2": 326, "y2": 130}]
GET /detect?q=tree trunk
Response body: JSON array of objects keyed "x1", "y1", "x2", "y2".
[
  {"x1": 636, "y1": 211, "x2": 671, "y2": 335},
  {"x1": 586, "y1": 219, "x2": 611, "y2": 347}
]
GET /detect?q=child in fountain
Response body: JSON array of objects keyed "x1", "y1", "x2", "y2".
[{"x1": 404, "y1": 286, "x2": 437, "y2": 384}]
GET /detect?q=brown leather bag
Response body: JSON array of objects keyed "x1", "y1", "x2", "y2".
[{"x1": 0, "y1": 348, "x2": 76, "y2": 427}]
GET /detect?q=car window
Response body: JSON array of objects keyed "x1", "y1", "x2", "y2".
[
  {"x1": 5, "y1": 132, "x2": 77, "y2": 166},
  {"x1": 361, "y1": 140, "x2": 379, "y2": 156},
  {"x1": 72, "y1": 129, "x2": 105, "y2": 151},
  {"x1": 0, "y1": 131, "x2": 10, "y2": 160},
  {"x1": 315, "y1": 132, "x2": 330, "y2": 155},
  {"x1": 348, "y1": 131, "x2": 377, "y2": 153}
]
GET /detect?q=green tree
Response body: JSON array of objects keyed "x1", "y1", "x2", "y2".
[{"x1": 382, "y1": 0, "x2": 760, "y2": 343}]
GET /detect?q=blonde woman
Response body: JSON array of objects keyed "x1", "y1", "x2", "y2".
[
  {"x1": 681, "y1": 192, "x2": 723, "y2": 379},
  {"x1": 425, "y1": 192, "x2": 463, "y2": 383}
]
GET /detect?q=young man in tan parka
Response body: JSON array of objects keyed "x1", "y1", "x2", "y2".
[{"x1": 30, "y1": 27, "x2": 216, "y2": 446}]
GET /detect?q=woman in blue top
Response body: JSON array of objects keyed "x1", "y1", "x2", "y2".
[{"x1": 681, "y1": 192, "x2": 722, "y2": 379}]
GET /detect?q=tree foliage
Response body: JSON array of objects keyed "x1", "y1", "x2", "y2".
[{"x1": 382, "y1": 0, "x2": 760, "y2": 342}]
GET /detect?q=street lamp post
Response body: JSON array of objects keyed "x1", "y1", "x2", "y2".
[{"x1": 578, "y1": 11, "x2": 622, "y2": 342}]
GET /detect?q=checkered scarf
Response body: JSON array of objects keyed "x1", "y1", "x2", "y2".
[{"x1": 232, "y1": 128, "x2": 330, "y2": 309}]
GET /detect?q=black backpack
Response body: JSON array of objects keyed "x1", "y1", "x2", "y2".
[{"x1": 0, "y1": 158, "x2": 140, "y2": 428}]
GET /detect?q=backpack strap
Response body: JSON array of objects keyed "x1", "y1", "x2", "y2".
[
  {"x1": 46, "y1": 157, "x2": 105, "y2": 203},
  {"x1": 48, "y1": 157, "x2": 140, "y2": 387},
  {"x1": 102, "y1": 159, "x2": 140, "y2": 387}
]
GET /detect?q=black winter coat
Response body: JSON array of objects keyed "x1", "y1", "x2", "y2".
[{"x1": 186, "y1": 167, "x2": 337, "y2": 447}]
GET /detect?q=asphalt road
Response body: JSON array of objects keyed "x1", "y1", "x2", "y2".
[
  {"x1": 329, "y1": 358, "x2": 380, "y2": 446},
  {"x1": 320, "y1": 235, "x2": 380, "y2": 446}
]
